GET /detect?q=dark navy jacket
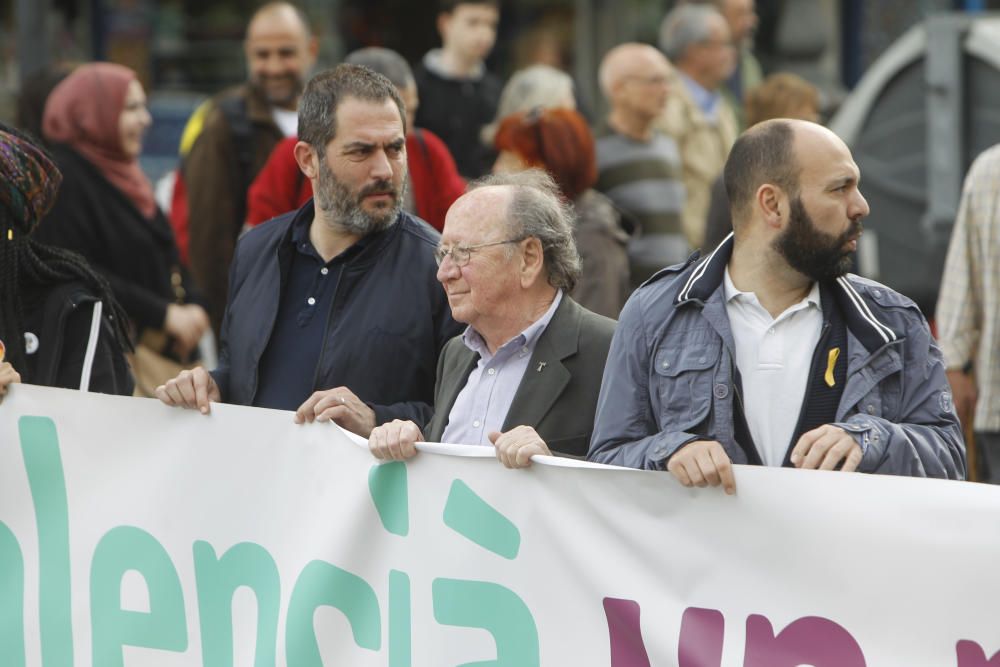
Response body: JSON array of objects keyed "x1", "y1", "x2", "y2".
[{"x1": 211, "y1": 201, "x2": 461, "y2": 425}]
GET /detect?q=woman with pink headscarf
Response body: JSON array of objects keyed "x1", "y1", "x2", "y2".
[{"x1": 37, "y1": 63, "x2": 209, "y2": 395}]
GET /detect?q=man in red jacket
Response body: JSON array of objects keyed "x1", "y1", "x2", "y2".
[{"x1": 246, "y1": 47, "x2": 466, "y2": 232}]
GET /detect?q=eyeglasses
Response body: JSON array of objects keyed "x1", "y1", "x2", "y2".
[
  {"x1": 434, "y1": 238, "x2": 524, "y2": 267},
  {"x1": 623, "y1": 74, "x2": 671, "y2": 87}
]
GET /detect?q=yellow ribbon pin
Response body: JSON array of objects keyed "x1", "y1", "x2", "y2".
[{"x1": 825, "y1": 347, "x2": 840, "y2": 387}]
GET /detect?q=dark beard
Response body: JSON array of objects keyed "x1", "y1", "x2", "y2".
[
  {"x1": 774, "y1": 196, "x2": 861, "y2": 282},
  {"x1": 314, "y1": 159, "x2": 406, "y2": 235}
]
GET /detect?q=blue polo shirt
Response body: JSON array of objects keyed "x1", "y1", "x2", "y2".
[{"x1": 252, "y1": 215, "x2": 369, "y2": 410}]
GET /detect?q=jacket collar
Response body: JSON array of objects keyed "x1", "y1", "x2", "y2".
[
  {"x1": 677, "y1": 233, "x2": 902, "y2": 353},
  {"x1": 281, "y1": 199, "x2": 409, "y2": 271}
]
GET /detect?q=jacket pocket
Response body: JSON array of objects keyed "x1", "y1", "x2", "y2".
[{"x1": 653, "y1": 343, "x2": 719, "y2": 432}]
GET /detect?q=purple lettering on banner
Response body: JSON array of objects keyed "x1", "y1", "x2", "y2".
[
  {"x1": 602, "y1": 598, "x2": 651, "y2": 667},
  {"x1": 743, "y1": 615, "x2": 866, "y2": 667},
  {"x1": 678, "y1": 607, "x2": 724, "y2": 667},
  {"x1": 957, "y1": 640, "x2": 1000, "y2": 666}
]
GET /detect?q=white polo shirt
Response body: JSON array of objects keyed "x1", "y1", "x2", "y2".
[{"x1": 724, "y1": 269, "x2": 823, "y2": 466}]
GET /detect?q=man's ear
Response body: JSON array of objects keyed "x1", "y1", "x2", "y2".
[
  {"x1": 306, "y1": 36, "x2": 320, "y2": 65},
  {"x1": 293, "y1": 141, "x2": 319, "y2": 180},
  {"x1": 436, "y1": 12, "x2": 452, "y2": 43},
  {"x1": 756, "y1": 183, "x2": 786, "y2": 230},
  {"x1": 519, "y1": 237, "x2": 545, "y2": 288}
]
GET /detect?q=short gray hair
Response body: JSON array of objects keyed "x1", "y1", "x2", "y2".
[
  {"x1": 298, "y1": 64, "x2": 406, "y2": 154},
  {"x1": 481, "y1": 65, "x2": 574, "y2": 145},
  {"x1": 659, "y1": 4, "x2": 720, "y2": 62},
  {"x1": 467, "y1": 169, "x2": 581, "y2": 291},
  {"x1": 344, "y1": 47, "x2": 414, "y2": 89}
]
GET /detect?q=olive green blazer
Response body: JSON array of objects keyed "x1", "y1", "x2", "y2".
[{"x1": 424, "y1": 296, "x2": 616, "y2": 457}]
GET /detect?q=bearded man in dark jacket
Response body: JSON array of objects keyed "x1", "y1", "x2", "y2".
[{"x1": 156, "y1": 65, "x2": 462, "y2": 436}]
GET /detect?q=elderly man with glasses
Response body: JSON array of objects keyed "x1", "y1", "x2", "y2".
[{"x1": 367, "y1": 169, "x2": 617, "y2": 467}]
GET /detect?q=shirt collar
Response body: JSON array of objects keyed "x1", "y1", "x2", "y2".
[
  {"x1": 290, "y1": 210, "x2": 373, "y2": 264},
  {"x1": 724, "y1": 267, "x2": 821, "y2": 315},
  {"x1": 679, "y1": 72, "x2": 720, "y2": 120},
  {"x1": 462, "y1": 290, "x2": 564, "y2": 360}
]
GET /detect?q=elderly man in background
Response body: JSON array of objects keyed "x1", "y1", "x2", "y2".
[
  {"x1": 684, "y1": 0, "x2": 761, "y2": 128},
  {"x1": 368, "y1": 170, "x2": 616, "y2": 468},
  {"x1": 657, "y1": 3, "x2": 738, "y2": 254},
  {"x1": 595, "y1": 43, "x2": 687, "y2": 287}
]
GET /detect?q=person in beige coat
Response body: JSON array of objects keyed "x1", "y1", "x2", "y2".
[{"x1": 656, "y1": 3, "x2": 738, "y2": 253}]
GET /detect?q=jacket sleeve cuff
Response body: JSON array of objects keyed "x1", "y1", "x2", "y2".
[
  {"x1": 370, "y1": 401, "x2": 433, "y2": 430},
  {"x1": 649, "y1": 433, "x2": 704, "y2": 470},
  {"x1": 832, "y1": 417, "x2": 888, "y2": 471}
]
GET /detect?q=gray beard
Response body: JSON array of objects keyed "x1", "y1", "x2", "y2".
[{"x1": 314, "y1": 160, "x2": 407, "y2": 236}]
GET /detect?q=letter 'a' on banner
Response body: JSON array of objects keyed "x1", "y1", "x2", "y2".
[{"x1": 1, "y1": 384, "x2": 999, "y2": 665}]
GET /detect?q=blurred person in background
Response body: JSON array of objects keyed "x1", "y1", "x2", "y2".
[
  {"x1": 246, "y1": 47, "x2": 465, "y2": 232},
  {"x1": 684, "y1": 0, "x2": 761, "y2": 130},
  {"x1": 703, "y1": 72, "x2": 820, "y2": 250},
  {"x1": 15, "y1": 62, "x2": 76, "y2": 144},
  {"x1": 181, "y1": 2, "x2": 318, "y2": 335},
  {"x1": 936, "y1": 144, "x2": 1000, "y2": 483},
  {"x1": 480, "y1": 64, "x2": 578, "y2": 148},
  {"x1": 0, "y1": 123, "x2": 133, "y2": 400},
  {"x1": 595, "y1": 43, "x2": 687, "y2": 288},
  {"x1": 414, "y1": 0, "x2": 502, "y2": 178},
  {"x1": 657, "y1": 3, "x2": 738, "y2": 253},
  {"x1": 493, "y1": 107, "x2": 629, "y2": 319},
  {"x1": 38, "y1": 63, "x2": 208, "y2": 397}
]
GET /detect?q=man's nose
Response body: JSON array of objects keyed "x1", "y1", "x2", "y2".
[
  {"x1": 850, "y1": 189, "x2": 870, "y2": 220},
  {"x1": 370, "y1": 149, "x2": 394, "y2": 181},
  {"x1": 261, "y1": 52, "x2": 284, "y2": 74},
  {"x1": 436, "y1": 254, "x2": 459, "y2": 284}
]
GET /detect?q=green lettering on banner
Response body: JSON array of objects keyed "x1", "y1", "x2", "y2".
[
  {"x1": 432, "y1": 578, "x2": 540, "y2": 667},
  {"x1": 389, "y1": 570, "x2": 411, "y2": 667},
  {"x1": 443, "y1": 480, "x2": 520, "y2": 560},
  {"x1": 193, "y1": 540, "x2": 280, "y2": 667},
  {"x1": 369, "y1": 462, "x2": 409, "y2": 537},
  {"x1": 0, "y1": 521, "x2": 25, "y2": 666},
  {"x1": 19, "y1": 416, "x2": 73, "y2": 667},
  {"x1": 285, "y1": 560, "x2": 381, "y2": 666},
  {"x1": 90, "y1": 526, "x2": 188, "y2": 666}
]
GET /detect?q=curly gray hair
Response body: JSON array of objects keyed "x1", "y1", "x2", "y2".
[{"x1": 467, "y1": 169, "x2": 582, "y2": 292}]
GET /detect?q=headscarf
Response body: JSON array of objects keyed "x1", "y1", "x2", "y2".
[
  {"x1": 0, "y1": 126, "x2": 63, "y2": 237},
  {"x1": 42, "y1": 62, "x2": 156, "y2": 219}
]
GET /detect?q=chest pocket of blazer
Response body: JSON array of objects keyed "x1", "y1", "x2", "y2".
[{"x1": 653, "y1": 343, "x2": 719, "y2": 432}]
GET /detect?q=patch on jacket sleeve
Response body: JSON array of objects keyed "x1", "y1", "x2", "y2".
[{"x1": 939, "y1": 391, "x2": 954, "y2": 414}]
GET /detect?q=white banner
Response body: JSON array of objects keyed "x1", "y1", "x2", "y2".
[{"x1": 1, "y1": 384, "x2": 998, "y2": 666}]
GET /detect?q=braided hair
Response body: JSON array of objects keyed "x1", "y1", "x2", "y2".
[{"x1": 0, "y1": 122, "x2": 131, "y2": 381}]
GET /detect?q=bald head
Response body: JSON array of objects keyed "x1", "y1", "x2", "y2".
[
  {"x1": 725, "y1": 119, "x2": 858, "y2": 228},
  {"x1": 247, "y1": 2, "x2": 311, "y2": 40},
  {"x1": 599, "y1": 43, "x2": 672, "y2": 98},
  {"x1": 244, "y1": 2, "x2": 317, "y2": 109}
]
